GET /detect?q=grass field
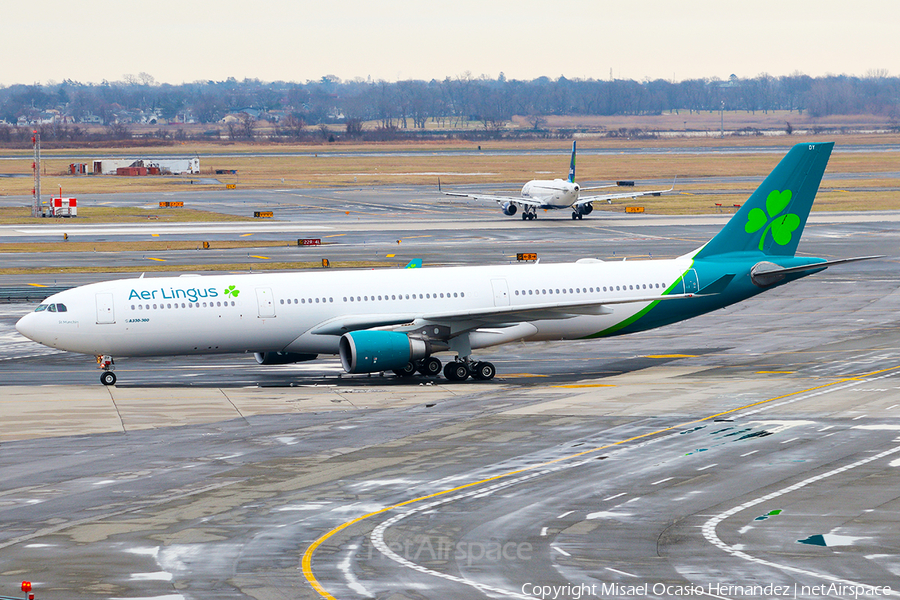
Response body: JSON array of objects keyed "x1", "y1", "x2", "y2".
[
  {"x1": 1, "y1": 133, "x2": 898, "y2": 217},
  {"x1": 0, "y1": 260, "x2": 387, "y2": 276},
  {"x1": 0, "y1": 206, "x2": 256, "y2": 224}
]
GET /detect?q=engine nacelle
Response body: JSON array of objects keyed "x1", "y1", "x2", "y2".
[
  {"x1": 502, "y1": 202, "x2": 518, "y2": 216},
  {"x1": 339, "y1": 331, "x2": 430, "y2": 374},
  {"x1": 255, "y1": 351, "x2": 318, "y2": 365},
  {"x1": 576, "y1": 203, "x2": 593, "y2": 215}
]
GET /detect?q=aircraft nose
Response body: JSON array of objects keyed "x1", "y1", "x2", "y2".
[{"x1": 16, "y1": 312, "x2": 40, "y2": 342}]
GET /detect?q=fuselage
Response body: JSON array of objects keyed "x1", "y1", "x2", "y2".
[
  {"x1": 521, "y1": 179, "x2": 580, "y2": 209},
  {"x1": 16, "y1": 257, "x2": 744, "y2": 360}
]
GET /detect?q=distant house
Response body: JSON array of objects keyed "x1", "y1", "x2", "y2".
[{"x1": 220, "y1": 108, "x2": 261, "y2": 123}]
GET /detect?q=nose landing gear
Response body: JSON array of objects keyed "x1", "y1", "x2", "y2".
[{"x1": 97, "y1": 355, "x2": 116, "y2": 386}]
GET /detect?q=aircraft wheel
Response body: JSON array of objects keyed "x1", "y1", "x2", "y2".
[
  {"x1": 100, "y1": 371, "x2": 117, "y2": 386},
  {"x1": 471, "y1": 361, "x2": 496, "y2": 381},
  {"x1": 572, "y1": 212, "x2": 578, "y2": 220},
  {"x1": 522, "y1": 213, "x2": 528, "y2": 221},
  {"x1": 393, "y1": 362, "x2": 417, "y2": 378},
  {"x1": 443, "y1": 361, "x2": 469, "y2": 382},
  {"x1": 418, "y1": 356, "x2": 442, "y2": 376}
]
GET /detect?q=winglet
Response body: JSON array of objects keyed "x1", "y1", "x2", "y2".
[{"x1": 568, "y1": 141, "x2": 577, "y2": 183}]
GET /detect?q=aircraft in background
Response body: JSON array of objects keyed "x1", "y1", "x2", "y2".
[
  {"x1": 17, "y1": 143, "x2": 876, "y2": 386},
  {"x1": 439, "y1": 141, "x2": 674, "y2": 220}
]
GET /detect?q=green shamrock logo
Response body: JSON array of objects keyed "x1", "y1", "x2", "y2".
[
  {"x1": 744, "y1": 189, "x2": 800, "y2": 251},
  {"x1": 224, "y1": 285, "x2": 240, "y2": 298}
]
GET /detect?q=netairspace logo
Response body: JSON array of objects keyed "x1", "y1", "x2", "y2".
[{"x1": 521, "y1": 582, "x2": 895, "y2": 599}]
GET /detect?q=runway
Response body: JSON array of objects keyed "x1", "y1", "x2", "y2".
[{"x1": 0, "y1": 188, "x2": 899, "y2": 599}]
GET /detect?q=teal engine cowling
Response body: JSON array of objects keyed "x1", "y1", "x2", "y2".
[
  {"x1": 255, "y1": 351, "x2": 318, "y2": 365},
  {"x1": 339, "y1": 331, "x2": 432, "y2": 374}
]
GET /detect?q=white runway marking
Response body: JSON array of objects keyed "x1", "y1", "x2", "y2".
[{"x1": 702, "y1": 444, "x2": 900, "y2": 596}]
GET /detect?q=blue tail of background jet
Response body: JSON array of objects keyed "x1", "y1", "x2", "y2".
[
  {"x1": 694, "y1": 142, "x2": 834, "y2": 260},
  {"x1": 568, "y1": 141, "x2": 576, "y2": 183}
]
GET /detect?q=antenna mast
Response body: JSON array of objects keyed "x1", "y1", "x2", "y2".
[{"x1": 32, "y1": 131, "x2": 41, "y2": 217}]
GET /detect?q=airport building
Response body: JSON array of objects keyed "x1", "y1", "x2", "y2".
[{"x1": 91, "y1": 157, "x2": 200, "y2": 175}]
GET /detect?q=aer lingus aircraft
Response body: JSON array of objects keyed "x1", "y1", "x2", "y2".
[
  {"x1": 439, "y1": 141, "x2": 674, "y2": 220},
  {"x1": 17, "y1": 142, "x2": 875, "y2": 386}
]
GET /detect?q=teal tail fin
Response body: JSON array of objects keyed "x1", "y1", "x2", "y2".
[
  {"x1": 568, "y1": 141, "x2": 576, "y2": 183},
  {"x1": 695, "y1": 142, "x2": 833, "y2": 259},
  {"x1": 404, "y1": 258, "x2": 422, "y2": 269}
]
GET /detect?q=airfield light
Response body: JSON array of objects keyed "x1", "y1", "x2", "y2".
[{"x1": 21, "y1": 581, "x2": 32, "y2": 592}]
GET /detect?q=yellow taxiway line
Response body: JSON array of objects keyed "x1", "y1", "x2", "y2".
[{"x1": 301, "y1": 364, "x2": 900, "y2": 598}]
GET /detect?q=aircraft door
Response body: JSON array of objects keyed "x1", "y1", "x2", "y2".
[
  {"x1": 96, "y1": 293, "x2": 115, "y2": 324},
  {"x1": 256, "y1": 287, "x2": 276, "y2": 318},
  {"x1": 682, "y1": 269, "x2": 700, "y2": 294},
  {"x1": 491, "y1": 279, "x2": 510, "y2": 307}
]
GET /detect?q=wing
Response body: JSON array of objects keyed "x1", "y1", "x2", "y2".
[
  {"x1": 574, "y1": 177, "x2": 677, "y2": 208},
  {"x1": 439, "y1": 189, "x2": 544, "y2": 208},
  {"x1": 309, "y1": 291, "x2": 697, "y2": 336},
  {"x1": 438, "y1": 180, "x2": 544, "y2": 207}
]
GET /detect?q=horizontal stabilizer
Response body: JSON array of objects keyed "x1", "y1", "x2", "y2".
[{"x1": 751, "y1": 255, "x2": 882, "y2": 287}]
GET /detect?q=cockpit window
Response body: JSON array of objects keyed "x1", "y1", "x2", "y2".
[
  {"x1": 48, "y1": 304, "x2": 57, "y2": 312},
  {"x1": 35, "y1": 304, "x2": 48, "y2": 312},
  {"x1": 56, "y1": 303, "x2": 67, "y2": 312}
]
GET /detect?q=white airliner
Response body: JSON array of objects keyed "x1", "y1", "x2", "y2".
[
  {"x1": 439, "y1": 141, "x2": 674, "y2": 220},
  {"x1": 17, "y1": 142, "x2": 874, "y2": 386}
]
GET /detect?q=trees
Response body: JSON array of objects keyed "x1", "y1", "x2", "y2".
[{"x1": 1, "y1": 72, "x2": 898, "y2": 139}]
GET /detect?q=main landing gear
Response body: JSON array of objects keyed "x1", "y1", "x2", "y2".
[
  {"x1": 97, "y1": 355, "x2": 116, "y2": 386},
  {"x1": 393, "y1": 356, "x2": 443, "y2": 379},
  {"x1": 521, "y1": 209, "x2": 537, "y2": 221},
  {"x1": 392, "y1": 356, "x2": 497, "y2": 382},
  {"x1": 571, "y1": 210, "x2": 584, "y2": 220},
  {"x1": 443, "y1": 358, "x2": 496, "y2": 382}
]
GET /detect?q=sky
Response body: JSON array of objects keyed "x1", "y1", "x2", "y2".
[{"x1": 2, "y1": 0, "x2": 898, "y2": 86}]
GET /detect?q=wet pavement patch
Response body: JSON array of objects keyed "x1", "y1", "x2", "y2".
[
  {"x1": 755, "y1": 509, "x2": 782, "y2": 521},
  {"x1": 798, "y1": 534, "x2": 827, "y2": 546}
]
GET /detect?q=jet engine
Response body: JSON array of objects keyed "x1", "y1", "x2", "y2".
[
  {"x1": 576, "y1": 203, "x2": 593, "y2": 215},
  {"x1": 255, "y1": 351, "x2": 318, "y2": 365},
  {"x1": 502, "y1": 202, "x2": 518, "y2": 216},
  {"x1": 339, "y1": 331, "x2": 434, "y2": 374}
]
